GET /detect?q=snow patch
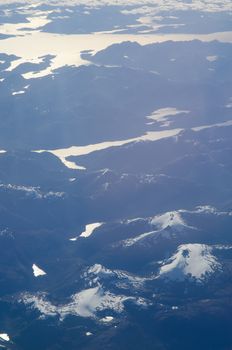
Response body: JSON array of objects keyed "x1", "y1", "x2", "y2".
[
  {"x1": 151, "y1": 211, "x2": 186, "y2": 230},
  {"x1": 171, "y1": 306, "x2": 179, "y2": 310},
  {"x1": 126, "y1": 217, "x2": 144, "y2": 224},
  {"x1": 70, "y1": 223, "x2": 103, "y2": 241},
  {"x1": 86, "y1": 264, "x2": 145, "y2": 289},
  {"x1": 192, "y1": 119, "x2": 232, "y2": 131},
  {"x1": 80, "y1": 223, "x2": 103, "y2": 238},
  {"x1": 87, "y1": 264, "x2": 112, "y2": 276},
  {"x1": 32, "y1": 264, "x2": 47, "y2": 277},
  {"x1": 0, "y1": 334, "x2": 10, "y2": 342},
  {"x1": 206, "y1": 55, "x2": 218, "y2": 62},
  {"x1": 123, "y1": 230, "x2": 158, "y2": 247},
  {"x1": 0, "y1": 184, "x2": 64, "y2": 199},
  {"x1": 69, "y1": 237, "x2": 78, "y2": 242},
  {"x1": 100, "y1": 316, "x2": 114, "y2": 323},
  {"x1": 12, "y1": 90, "x2": 25, "y2": 96},
  {"x1": 86, "y1": 332, "x2": 93, "y2": 336},
  {"x1": 20, "y1": 286, "x2": 130, "y2": 320}
]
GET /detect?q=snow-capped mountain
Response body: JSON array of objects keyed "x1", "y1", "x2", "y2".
[
  {"x1": 158, "y1": 244, "x2": 220, "y2": 282},
  {"x1": 0, "y1": 2, "x2": 232, "y2": 349}
]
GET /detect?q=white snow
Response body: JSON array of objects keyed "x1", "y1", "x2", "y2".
[
  {"x1": 57, "y1": 159, "x2": 86, "y2": 171},
  {"x1": 180, "y1": 205, "x2": 231, "y2": 217},
  {"x1": 80, "y1": 223, "x2": 103, "y2": 238},
  {"x1": 0, "y1": 184, "x2": 64, "y2": 199},
  {"x1": 151, "y1": 211, "x2": 186, "y2": 230},
  {"x1": 195, "y1": 205, "x2": 218, "y2": 214},
  {"x1": 158, "y1": 244, "x2": 220, "y2": 282},
  {"x1": 0, "y1": 334, "x2": 10, "y2": 342},
  {"x1": 192, "y1": 119, "x2": 232, "y2": 131},
  {"x1": 88, "y1": 264, "x2": 111, "y2": 276},
  {"x1": 100, "y1": 316, "x2": 114, "y2": 323},
  {"x1": 20, "y1": 285, "x2": 130, "y2": 320},
  {"x1": 86, "y1": 332, "x2": 93, "y2": 336},
  {"x1": 32, "y1": 264, "x2": 47, "y2": 277},
  {"x1": 123, "y1": 207, "x2": 231, "y2": 247},
  {"x1": 70, "y1": 223, "x2": 103, "y2": 241},
  {"x1": 214, "y1": 244, "x2": 232, "y2": 250},
  {"x1": 206, "y1": 55, "x2": 218, "y2": 62},
  {"x1": 126, "y1": 217, "x2": 144, "y2": 224},
  {"x1": 12, "y1": 90, "x2": 25, "y2": 95},
  {"x1": 86, "y1": 264, "x2": 146, "y2": 289},
  {"x1": 69, "y1": 237, "x2": 78, "y2": 242},
  {"x1": 123, "y1": 230, "x2": 158, "y2": 246},
  {"x1": 123, "y1": 211, "x2": 189, "y2": 247}
]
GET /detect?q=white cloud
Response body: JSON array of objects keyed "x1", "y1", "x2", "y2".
[{"x1": 0, "y1": 0, "x2": 232, "y2": 12}]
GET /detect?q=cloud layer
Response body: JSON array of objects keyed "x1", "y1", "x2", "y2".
[{"x1": 0, "y1": 0, "x2": 232, "y2": 12}]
